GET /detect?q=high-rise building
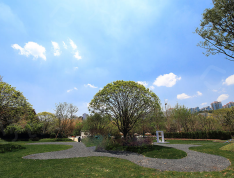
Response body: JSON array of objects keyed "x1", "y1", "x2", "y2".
[
  {"x1": 203, "y1": 106, "x2": 212, "y2": 111},
  {"x1": 194, "y1": 107, "x2": 200, "y2": 112},
  {"x1": 211, "y1": 101, "x2": 222, "y2": 110},
  {"x1": 226, "y1": 102, "x2": 234, "y2": 108}
]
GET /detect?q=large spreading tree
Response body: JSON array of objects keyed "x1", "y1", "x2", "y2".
[
  {"x1": 0, "y1": 81, "x2": 35, "y2": 131},
  {"x1": 195, "y1": 0, "x2": 234, "y2": 61},
  {"x1": 88, "y1": 80, "x2": 162, "y2": 138}
]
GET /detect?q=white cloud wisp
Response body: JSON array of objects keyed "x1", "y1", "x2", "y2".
[
  {"x1": 12, "y1": 42, "x2": 46, "y2": 60},
  {"x1": 84, "y1": 84, "x2": 98, "y2": 88},
  {"x1": 51, "y1": 41, "x2": 61, "y2": 56}
]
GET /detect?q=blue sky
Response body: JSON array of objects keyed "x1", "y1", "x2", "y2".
[{"x1": 0, "y1": 0, "x2": 234, "y2": 116}]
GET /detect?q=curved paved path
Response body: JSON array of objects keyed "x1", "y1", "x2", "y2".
[{"x1": 22, "y1": 142, "x2": 231, "y2": 172}]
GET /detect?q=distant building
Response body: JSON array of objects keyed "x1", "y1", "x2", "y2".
[
  {"x1": 194, "y1": 107, "x2": 200, "y2": 112},
  {"x1": 204, "y1": 106, "x2": 212, "y2": 111},
  {"x1": 188, "y1": 108, "x2": 195, "y2": 113},
  {"x1": 211, "y1": 101, "x2": 222, "y2": 110},
  {"x1": 187, "y1": 107, "x2": 200, "y2": 114},
  {"x1": 82, "y1": 113, "x2": 89, "y2": 120},
  {"x1": 223, "y1": 101, "x2": 234, "y2": 109}
]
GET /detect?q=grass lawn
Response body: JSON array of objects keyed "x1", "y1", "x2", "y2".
[{"x1": 0, "y1": 139, "x2": 234, "y2": 177}]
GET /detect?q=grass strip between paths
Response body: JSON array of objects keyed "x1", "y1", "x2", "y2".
[{"x1": 0, "y1": 139, "x2": 234, "y2": 177}]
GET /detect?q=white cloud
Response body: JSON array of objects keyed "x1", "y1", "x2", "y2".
[
  {"x1": 74, "y1": 87, "x2": 77, "y2": 90},
  {"x1": 69, "y1": 39, "x2": 77, "y2": 50},
  {"x1": 99, "y1": 88, "x2": 103, "y2": 90},
  {"x1": 67, "y1": 89, "x2": 72, "y2": 93},
  {"x1": 137, "y1": 81, "x2": 148, "y2": 87},
  {"x1": 177, "y1": 93, "x2": 191, "y2": 100},
  {"x1": 12, "y1": 42, "x2": 46, "y2": 60},
  {"x1": 74, "y1": 51, "x2": 82, "y2": 60},
  {"x1": 84, "y1": 84, "x2": 98, "y2": 88},
  {"x1": 153, "y1": 73, "x2": 181, "y2": 87},
  {"x1": 197, "y1": 91, "x2": 202, "y2": 96},
  {"x1": 223, "y1": 74, "x2": 234, "y2": 86},
  {"x1": 63, "y1": 41, "x2": 67, "y2": 49},
  {"x1": 51, "y1": 41, "x2": 61, "y2": 56},
  {"x1": 74, "y1": 67, "x2": 78, "y2": 70},
  {"x1": 217, "y1": 94, "x2": 229, "y2": 102},
  {"x1": 87, "y1": 103, "x2": 90, "y2": 108},
  {"x1": 201, "y1": 102, "x2": 207, "y2": 106},
  {"x1": 149, "y1": 86, "x2": 155, "y2": 90},
  {"x1": 213, "y1": 89, "x2": 218, "y2": 92}
]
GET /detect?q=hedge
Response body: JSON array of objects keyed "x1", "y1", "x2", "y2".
[{"x1": 164, "y1": 131, "x2": 232, "y2": 140}]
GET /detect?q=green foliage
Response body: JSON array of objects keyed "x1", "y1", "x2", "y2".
[
  {"x1": 195, "y1": 0, "x2": 234, "y2": 61},
  {"x1": 85, "y1": 113, "x2": 110, "y2": 135},
  {"x1": 165, "y1": 131, "x2": 232, "y2": 140},
  {"x1": 81, "y1": 136, "x2": 104, "y2": 147},
  {"x1": 0, "y1": 143, "x2": 26, "y2": 153},
  {"x1": 223, "y1": 107, "x2": 234, "y2": 131},
  {"x1": 37, "y1": 112, "x2": 57, "y2": 134},
  {"x1": 29, "y1": 137, "x2": 40, "y2": 141},
  {"x1": 0, "y1": 81, "x2": 35, "y2": 131},
  {"x1": 54, "y1": 102, "x2": 78, "y2": 138},
  {"x1": 89, "y1": 80, "x2": 162, "y2": 138}
]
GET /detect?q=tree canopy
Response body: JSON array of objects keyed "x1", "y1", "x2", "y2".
[
  {"x1": 88, "y1": 80, "x2": 162, "y2": 138},
  {"x1": 0, "y1": 81, "x2": 34, "y2": 131},
  {"x1": 195, "y1": 0, "x2": 234, "y2": 61}
]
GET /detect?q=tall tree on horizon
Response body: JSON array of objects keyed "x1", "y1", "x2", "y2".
[{"x1": 88, "y1": 80, "x2": 162, "y2": 138}]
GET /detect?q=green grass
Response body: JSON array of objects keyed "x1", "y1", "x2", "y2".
[
  {"x1": 1, "y1": 139, "x2": 234, "y2": 177},
  {"x1": 220, "y1": 143, "x2": 234, "y2": 152},
  {"x1": 106, "y1": 145, "x2": 187, "y2": 159},
  {"x1": 0, "y1": 138, "x2": 75, "y2": 144}
]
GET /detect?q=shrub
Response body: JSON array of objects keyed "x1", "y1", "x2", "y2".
[
  {"x1": 29, "y1": 137, "x2": 40, "y2": 141},
  {"x1": 50, "y1": 133, "x2": 56, "y2": 138},
  {"x1": 0, "y1": 144, "x2": 26, "y2": 153}
]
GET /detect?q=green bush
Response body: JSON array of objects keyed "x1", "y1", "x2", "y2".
[
  {"x1": 29, "y1": 137, "x2": 40, "y2": 141},
  {"x1": 50, "y1": 133, "x2": 56, "y2": 138},
  {"x1": 0, "y1": 144, "x2": 26, "y2": 153},
  {"x1": 164, "y1": 131, "x2": 232, "y2": 140}
]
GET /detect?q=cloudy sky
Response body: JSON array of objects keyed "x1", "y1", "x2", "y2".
[{"x1": 0, "y1": 0, "x2": 233, "y2": 116}]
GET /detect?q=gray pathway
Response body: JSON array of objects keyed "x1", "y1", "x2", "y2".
[{"x1": 22, "y1": 142, "x2": 231, "y2": 172}]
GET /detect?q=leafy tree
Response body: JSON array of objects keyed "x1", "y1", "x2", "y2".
[
  {"x1": 0, "y1": 81, "x2": 34, "y2": 133},
  {"x1": 88, "y1": 80, "x2": 162, "y2": 138},
  {"x1": 195, "y1": 0, "x2": 234, "y2": 61},
  {"x1": 37, "y1": 112, "x2": 56, "y2": 134},
  {"x1": 223, "y1": 107, "x2": 234, "y2": 131},
  {"x1": 54, "y1": 102, "x2": 78, "y2": 138},
  {"x1": 86, "y1": 113, "x2": 110, "y2": 135}
]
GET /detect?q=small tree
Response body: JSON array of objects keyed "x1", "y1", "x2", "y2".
[
  {"x1": 89, "y1": 80, "x2": 162, "y2": 138},
  {"x1": 86, "y1": 113, "x2": 110, "y2": 135},
  {"x1": 54, "y1": 102, "x2": 78, "y2": 138},
  {"x1": 37, "y1": 112, "x2": 56, "y2": 134}
]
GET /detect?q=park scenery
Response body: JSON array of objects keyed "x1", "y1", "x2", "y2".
[{"x1": 1, "y1": 0, "x2": 234, "y2": 177}]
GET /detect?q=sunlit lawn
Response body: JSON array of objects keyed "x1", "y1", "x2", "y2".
[{"x1": 0, "y1": 138, "x2": 234, "y2": 177}]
